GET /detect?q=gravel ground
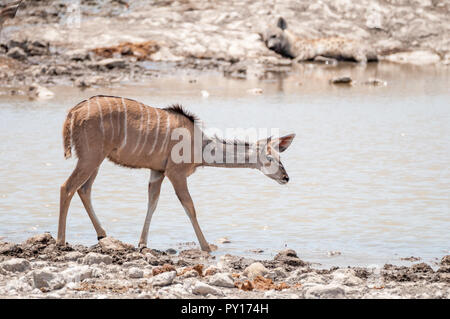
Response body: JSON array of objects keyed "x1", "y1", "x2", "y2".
[{"x1": 0, "y1": 234, "x2": 449, "y2": 299}]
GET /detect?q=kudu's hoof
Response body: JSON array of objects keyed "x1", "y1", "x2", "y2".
[
  {"x1": 208, "y1": 244, "x2": 218, "y2": 252},
  {"x1": 201, "y1": 244, "x2": 214, "y2": 253},
  {"x1": 97, "y1": 236, "x2": 106, "y2": 240},
  {"x1": 56, "y1": 240, "x2": 66, "y2": 247}
]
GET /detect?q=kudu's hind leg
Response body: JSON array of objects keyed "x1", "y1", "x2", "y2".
[
  {"x1": 138, "y1": 170, "x2": 164, "y2": 249},
  {"x1": 57, "y1": 156, "x2": 104, "y2": 246},
  {"x1": 167, "y1": 174, "x2": 211, "y2": 252},
  {"x1": 77, "y1": 168, "x2": 107, "y2": 240}
]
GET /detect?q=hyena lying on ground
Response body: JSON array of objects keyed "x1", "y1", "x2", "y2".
[{"x1": 263, "y1": 17, "x2": 378, "y2": 63}]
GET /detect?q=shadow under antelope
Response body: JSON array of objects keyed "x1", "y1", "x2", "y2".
[{"x1": 58, "y1": 95, "x2": 295, "y2": 251}]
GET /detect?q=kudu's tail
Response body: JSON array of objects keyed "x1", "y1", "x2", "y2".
[
  {"x1": 63, "y1": 100, "x2": 85, "y2": 159},
  {"x1": 62, "y1": 110, "x2": 73, "y2": 159}
]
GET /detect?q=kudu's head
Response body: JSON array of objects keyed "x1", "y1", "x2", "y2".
[{"x1": 256, "y1": 133, "x2": 295, "y2": 184}]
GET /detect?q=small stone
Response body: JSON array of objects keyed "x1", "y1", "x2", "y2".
[
  {"x1": 99, "y1": 237, "x2": 134, "y2": 251},
  {"x1": 28, "y1": 85, "x2": 55, "y2": 100},
  {"x1": 128, "y1": 267, "x2": 144, "y2": 279},
  {"x1": 94, "y1": 58, "x2": 127, "y2": 69},
  {"x1": 305, "y1": 284, "x2": 346, "y2": 299},
  {"x1": 243, "y1": 262, "x2": 268, "y2": 279},
  {"x1": 330, "y1": 76, "x2": 353, "y2": 85},
  {"x1": 410, "y1": 263, "x2": 433, "y2": 273},
  {"x1": 24, "y1": 233, "x2": 55, "y2": 246},
  {"x1": 208, "y1": 273, "x2": 235, "y2": 288},
  {"x1": 82, "y1": 252, "x2": 112, "y2": 265},
  {"x1": 152, "y1": 271, "x2": 176, "y2": 287},
  {"x1": 60, "y1": 266, "x2": 92, "y2": 283},
  {"x1": 331, "y1": 269, "x2": 363, "y2": 286},
  {"x1": 28, "y1": 41, "x2": 48, "y2": 55},
  {"x1": 144, "y1": 253, "x2": 160, "y2": 265},
  {"x1": 32, "y1": 268, "x2": 65, "y2": 290},
  {"x1": 165, "y1": 248, "x2": 177, "y2": 255},
  {"x1": 192, "y1": 281, "x2": 225, "y2": 296},
  {"x1": 178, "y1": 269, "x2": 199, "y2": 279},
  {"x1": 204, "y1": 266, "x2": 220, "y2": 276},
  {"x1": 364, "y1": 78, "x2": 387, "y2": 86},
  {"x1": 0, "y1": 258, "x2": 31, "y2": 273},
  {"x1": 266, "y1": 267, "x2": 288, "y2": 280},
  {"x1": 297, "y1": 272, "x2": 327, "y2": 285},
  {"x1": 178, "y1": 249, "x2": 210, "y2": 260},
  {"x1": 7, "y1": 39, "x2": 27, "y2": 51},
  {"x1": 6, "y1": 47, "x2": 27, "y2": 61},
  {"x1": 66, "y1": 49, "x2": 90, "y2": 61},
  {"x1": 152, "y1": 264, "x2": 176, "y2": 276},
  {"x1": 400, "y1": 256, "x2": 421, "y2": 262},
  {"x1": 274, "y1": 249, "x2": 307, "y2": 267},
  {"x1": 4, "y1": 277, "x2": 32, "y2": 293},
  {"x1": 441, "y1": 255, "x2": 450, "y2": 266},
  {"x1": 64, "y1": 251, "x2": 84, "y2": 261},
  {"x1": 327, "y1": 251, "x2": 342, "y2": 257}
]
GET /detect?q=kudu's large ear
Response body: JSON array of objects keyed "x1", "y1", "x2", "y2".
[
  {"x1": 269, "y1": 133, "x2": 295, "y2": 152},
  {"x1": 277, "y1": 17, "x2": 287, "y2": 30}
]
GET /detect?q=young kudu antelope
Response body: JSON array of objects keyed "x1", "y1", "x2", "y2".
[{"x1": 58, "y1": 95, "x2": 295, "y2": 251}]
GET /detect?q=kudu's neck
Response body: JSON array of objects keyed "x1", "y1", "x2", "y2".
[{"x1": 200, "y1": 137, "x2": 258, "y2": 169}]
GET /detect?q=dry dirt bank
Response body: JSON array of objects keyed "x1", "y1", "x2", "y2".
[
  {"x1": 0, "y1": 234, "x2": 449, "y2": 299},
  {"x1": 0, "y1": 0, "x2": 448, "y2": 96}
]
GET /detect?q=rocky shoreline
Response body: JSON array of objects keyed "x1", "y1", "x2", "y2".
[
  {"x1": 0, "y1": 0, "x2": 449, "y2": 97},
  {"x1": 0, "y1": 233, "x2": 449, "y2": 299}
]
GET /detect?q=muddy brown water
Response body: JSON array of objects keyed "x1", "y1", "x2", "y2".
[{"x1": 0, "y1": 63, "x2": 449, "y2": 268}]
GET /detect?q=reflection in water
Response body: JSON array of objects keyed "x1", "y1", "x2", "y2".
[{"x1": 0, "y1": 63, "x2": 449, "y2": 268}]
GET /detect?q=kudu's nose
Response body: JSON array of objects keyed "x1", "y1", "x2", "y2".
[{"x1": 282, "y1": 175, "x2": 289, "y2": 183}]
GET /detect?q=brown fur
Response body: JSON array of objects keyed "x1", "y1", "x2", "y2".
[
  {"x1": 58, "y1": 95, "x2": 295, "y2": 251},
  {"x1": 58, "y1": 95, "x2": 211, "y2": 251}
]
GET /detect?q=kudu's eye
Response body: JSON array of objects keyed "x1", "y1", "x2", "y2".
[{"x1": 267, "y1": 155, "x2": 274, "y2": 162}]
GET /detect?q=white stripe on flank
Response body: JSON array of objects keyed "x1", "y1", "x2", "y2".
[
  {"x1": 84, "y1": 127, "x2": 90, "y2": 152},
  {"x1": 84, "y1": 99, "x2": 91, "y2": 152},
  {"x1": 161, "y1": 113, "x2": 171, "y2": 151},
  {"x1": 149, "y1": 108, "x2": 160, "y2": 155},
  {"x1": 105, "y1": 97, "x2": 114, "y2": 143},
  {"x1": 114, "y1": 99, "x2": 122, "y2": 139},
  {"x1": 116, "y1": 98, "x2": 121, "y2": 139},
  {"x1": 132, "y1": 103, "x2": 145, "y2": 154},
  {"x1": 119, "y1": 97, "x2": 128, "y2": 151},
  {"x1": 96, "y1": 97, "x2": 104, "y2": 138},
  {"x1": 137, "y1": 107, "x2": 151, "y2": 156},
  {"x1": 86, "y1": 98, "x2": 91, "y2": 120},
  {"x1": 69, "y1": 114, "x2": 75, "y2": 147}
]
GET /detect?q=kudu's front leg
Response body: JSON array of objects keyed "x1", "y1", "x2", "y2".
[
  {"x1": 167, "y1": 174, "x2": 211, "y2": 252},
  {"x1": 138, "y1": 170, "x2": 165, "y2": 248}
]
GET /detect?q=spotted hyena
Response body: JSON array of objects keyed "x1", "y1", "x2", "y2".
[{"x1": 263, "y1": 17, "x2": 377, "y2": 63}]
